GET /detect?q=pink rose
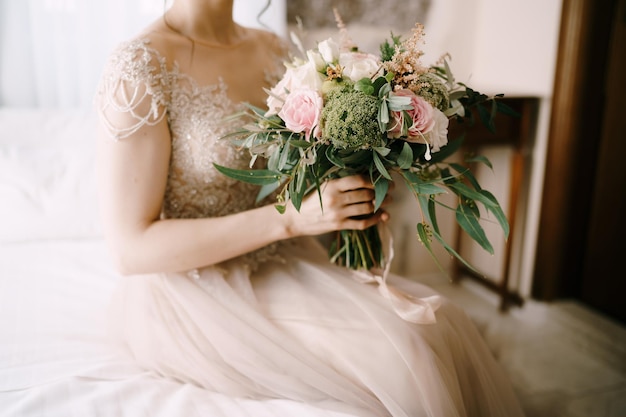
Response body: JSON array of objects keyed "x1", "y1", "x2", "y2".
[
  {"x1": 387, "y1": 89, "x2": 435, "y2": 142},
  {"x1": 278, "y1": 88, "x2": 323, "y2": 140},
  {"x1": 266, "y1": 61, "x2": 325, "y2": 116}
]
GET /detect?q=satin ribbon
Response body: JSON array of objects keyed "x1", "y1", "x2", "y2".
[{"x1": 351, "y1": 224, "x2": 441, "y2": 324}]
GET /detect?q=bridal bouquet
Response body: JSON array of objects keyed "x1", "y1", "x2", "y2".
[{"x1": 216, "y1": 19, "x2": 512, "y2": 273}]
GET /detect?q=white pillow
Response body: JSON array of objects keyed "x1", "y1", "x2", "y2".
[{"x1": 0, "y1": 108, "x2": 102, "y2": 243}]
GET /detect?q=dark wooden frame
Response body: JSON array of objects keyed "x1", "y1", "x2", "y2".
[
  {"x1": 532, "y1": 0, "x2": 617, "y2": 300},
  {"x1": 451, "y1": 97, "x2": 539, "y2": 311}
]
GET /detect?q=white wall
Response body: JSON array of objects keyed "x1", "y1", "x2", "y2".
[
  {"x1": 0, "y1": 0, "x2": 286, "y2": 107},
  {"x1": 465, "y1": 0, "x2": 562, "y2": 297},
  {"x1": 390, "y1": 0, "x2": 563, "y2": 297},
  {"x1": 234, "y1": 0, "x2": 286, "y2": 36}
]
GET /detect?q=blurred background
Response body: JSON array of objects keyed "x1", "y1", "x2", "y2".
[{"x1": 0, "y1": 0, "x2": 561, "y2": 300}]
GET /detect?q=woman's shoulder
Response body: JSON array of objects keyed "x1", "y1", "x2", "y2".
[
  {"x1": 109, "y1": 22, "x2": 177, "y2": 68},
  {"x1": 96, "y1": 23, "x2": 176, "y2": 140},
  {"x1": 245, "y1": 27, "x2": 289, "y2": 56}
]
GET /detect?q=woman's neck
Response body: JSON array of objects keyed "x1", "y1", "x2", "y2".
[{"x1": 165, "y1": 0, "x2": 244, "y2": 46}]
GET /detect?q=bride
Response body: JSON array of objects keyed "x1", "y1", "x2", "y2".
[{"x1": 95, "y1": 0, "x2": 525, "y2": 416}]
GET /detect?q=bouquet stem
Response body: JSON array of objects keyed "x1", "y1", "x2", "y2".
[{"x1": 329, "y1": 226, "x2": 385, "y2": 270}]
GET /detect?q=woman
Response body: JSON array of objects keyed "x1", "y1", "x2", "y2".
[{"x1": 95, "y1": 0, "x2": 525, "y2": 416}]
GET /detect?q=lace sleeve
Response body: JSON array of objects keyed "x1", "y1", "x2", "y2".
[{"x1": 95, "y1": 39, "x2": 172, "y2": 141}]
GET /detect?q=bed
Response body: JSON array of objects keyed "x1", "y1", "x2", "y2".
[{"x1": 0, "y1": 107, "x2": 369, "y2": 417}]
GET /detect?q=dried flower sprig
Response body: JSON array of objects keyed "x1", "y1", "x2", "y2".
[
  {"x1": 333, "y1": 7, "x2": 357, "y2": 52},
  {"x1": 384, "y1": 23, "x2": 430, "y2": 91}
]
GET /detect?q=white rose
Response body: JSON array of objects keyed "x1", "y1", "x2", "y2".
[
  {"x1": 339, "y1": 52, "x2": 382, "y2": 81},
  {"x1": 291, "y1": 60, "x2": 324, "y2": 92},
  {"x1": 307, "y1": 50, "x2": 326, "y2": 72},
  {"x1": 426, "y1": 108, "x2": 449, "y2": 153},
  {"x1": 318, "y1": 38, "x2": 339, "y2": 63}
]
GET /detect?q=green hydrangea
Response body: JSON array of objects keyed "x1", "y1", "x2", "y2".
[
  {"x1": 321, "y1": 89, "x2": 384, "y2": 150},
  {"x1": 414, "y1": 72, "x2": 450, "y2": 112}
]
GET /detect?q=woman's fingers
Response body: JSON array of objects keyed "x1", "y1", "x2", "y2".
[
  {"x1": 341, "y1": 188, "x2": 375, "y2": 206},
  {"x1": 341, "y1": 200, "x2": 375, "y2": 218},
  {"x1": 342, "y1": 210, "x2": 389, "y2": 230},
  {"x1": 331, "y1": 175, "x2": 374, "y2": 192},
  {"x1": 287, "y1": 175, "x2": 393, "y2": 237}
]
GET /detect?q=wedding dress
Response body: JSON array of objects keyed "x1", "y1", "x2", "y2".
[{"x1": 96, "y1": 35, "x2": 525, "y2": 417}]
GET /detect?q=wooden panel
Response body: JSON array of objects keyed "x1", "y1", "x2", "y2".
[
  {"x1": 533, "y1": 0, "x2": 617, "y2": 301},
  {"x1": 451, "y1": 96, "x2": 539, "y2": 311}
]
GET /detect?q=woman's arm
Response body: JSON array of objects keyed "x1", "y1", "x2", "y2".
[{"x1": 97, "y1": 115, "x2": 387, "y2": 276}]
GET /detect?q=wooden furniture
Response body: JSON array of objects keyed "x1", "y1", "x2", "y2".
[{"x1": 450, "y1": 96, "x2": 540, "y2": 311}]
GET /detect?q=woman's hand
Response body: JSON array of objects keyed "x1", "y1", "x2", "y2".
[{"x1": 283, "y1": 175, "x2": 392, "y2": 238}]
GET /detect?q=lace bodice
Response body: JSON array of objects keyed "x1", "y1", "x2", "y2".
[{"x1": 96, "y1": 37, "x2": 286, "y2": 270}]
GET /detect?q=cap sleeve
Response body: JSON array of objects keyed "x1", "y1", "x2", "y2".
[{"x1": 95, "y1": 39, "x2": 172, "y2": 140}]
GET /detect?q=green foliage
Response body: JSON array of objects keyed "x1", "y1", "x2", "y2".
[{"x1": 380, "y1": 32, "x2": 403, "y2": 62}]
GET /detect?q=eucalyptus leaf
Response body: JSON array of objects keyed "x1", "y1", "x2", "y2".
[
  {"x1": 415, "y1": 196, "x2": 464, "y2": 274},
  {"x1": 296, "y1": 164, "x2": 307, "y2": 194},
  {"x1": 289, "y1": 176, "x2": 303, "y2": 211},
  {"x1": 402, "y1": 171, "x2": 447, "y2": 195},
  {"x1": 341, "y1": 150, "x2": 372, "y2": 165},
  {"x1": 416, "y1": 222, "x2": 445, "y2": 272},
  {"x1": 256, "y1": 181, "x2": 281, "y2": 203},
  {"x1": 374, "y1": 178, "x2": 389, "y2": 212},
  {"x1": 444, "y1": 59, "x2": 455, "y2": 87},
  {"x1": 490, "y1": 99, "x2": 498, "y2": 128},
  {"x1": 449, "y1": 90, "x2": 467, "y2": 101},
  {"x1": 387, "y1": 95, "x2": 413, "y2": 111},
  {"x1": 448, "y1": 182, "x2": 498, "y2": 208},
  {"x1": 427, "y1": 196, "x2": 441, "y2": 235},
  {"x1": 480, "y1": 189, "x2": 510, "y2": 239},
  {"x1": 496, "y1": 100, "x2": 521, "y2": 118},
  {"x1": 456, "y1": 203, "x2": 494, "y2": 254},
  {"x1": 213, "y1": 163, "x2": 282, "y2": 185},
  {"x1": 397, "y1": 142, "x2": 414, "y2": 169},
  {"x1": 373, "y1": 146, "x2": 391, "y2": 157},
  {"x1": 465, "y1": 154, "x2": 493, "y2": 170},
  {"x1": 431, "y1": 226, "x2": 484, "y2": 277},
  {"x1": 477, "y1": 103, "x2": 496, "y2": 133},
  {"x1": 267, "y1": 146, "x2": 281, "y2": 171},
  {"x1": 289, "y1": 139, "x2": 313, "y2": 148},
  {"x1": 373, "y1": 151, "x2": 392, "y2": 180},
  {"x1": 378, "y1": 100, "x2": 390, "y2": 131},
  {"x1": 416, "y1": 195, "x2": 433, "y2": 225},
  {"x1": 278, "y1": 141, "x2": 290, "y2": 170},
  {"x1": 378, "y1": 82, "x2": 392, "y2": 98},
  {"x1": 326, "y1": 146, "x2": 347, "y2": 168},
  {"x1": 449, "y1": 163, "x2": 481, "y2": 190}
]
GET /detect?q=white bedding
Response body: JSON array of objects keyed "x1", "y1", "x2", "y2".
[{"x1": 0, "y1": 108, "x2": 364, "y2": 417}]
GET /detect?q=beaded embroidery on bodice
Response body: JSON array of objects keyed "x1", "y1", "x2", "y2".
[
  {"x1": 97, "y1": 38, "x2": 284, "y2": 270},
  {"x1": 99, "y1": 39, "x2": 261, "y2": 220},
  {"x1": 164, "y1": 72, "x2": 261, "y2": 220}
]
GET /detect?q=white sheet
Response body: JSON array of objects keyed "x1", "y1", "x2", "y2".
[
  {"x1": 0, "y1": 107, "x2": 366, "y2": 416},
  {"x1": 0, "y1": 239, "x2": 366, "y2": 417},
  {"x1": 0, "y1": 109, "x2": 103, "y2": 244}
]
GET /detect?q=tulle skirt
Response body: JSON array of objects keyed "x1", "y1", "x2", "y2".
[{"x1": 108, "y1": 237, "x2": 524, "y2": 417}]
